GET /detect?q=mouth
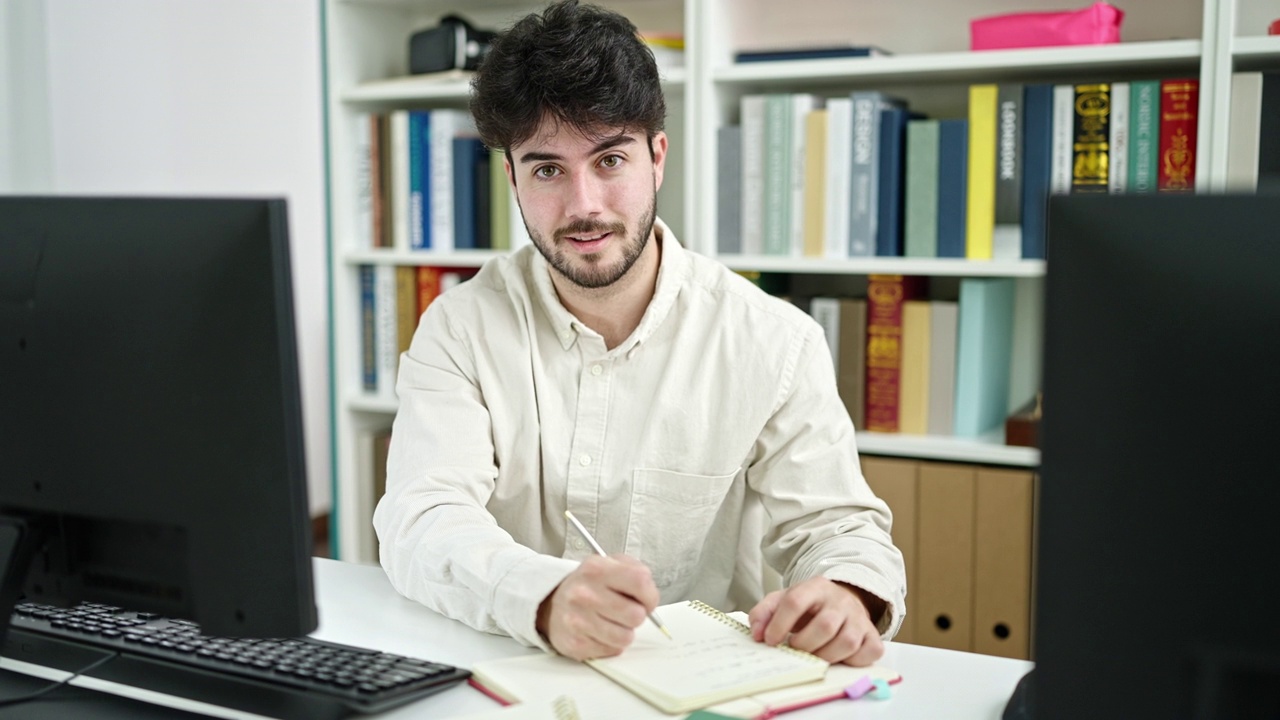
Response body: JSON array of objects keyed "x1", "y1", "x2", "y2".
[{"x1": 562, "y1": 230, "x2": 613, "y2": 253}]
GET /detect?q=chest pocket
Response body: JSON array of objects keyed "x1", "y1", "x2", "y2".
[{"x1": 624, "y1": 467, "x2": 738, "y2": 593}]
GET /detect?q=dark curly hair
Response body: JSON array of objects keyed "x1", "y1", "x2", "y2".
[{"x1": 469, "y1": 0, "x2": 666, "y2": 158}]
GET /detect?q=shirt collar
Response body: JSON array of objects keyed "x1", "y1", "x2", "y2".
[{"x1": 529, "y1": 217, "x2": 689, "y2": 354}]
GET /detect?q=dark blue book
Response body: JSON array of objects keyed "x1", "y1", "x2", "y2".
[
  {"x1": 474, "y1": 146, "x2": 492, "y2": 249},
  {"x1": 936, "y1": 119, "x2": 969, "y2": 259},
  {"x1": 875, "y1": 106, "x2": 913, "y2": 256},
  {"x1": 1020, "y1": 84, "x2": 1054, "y2": 260},
  {"x1": 452, "y1": 137, "x2": 484, "y2": 250},
  {"x1": 359, "y1": 265, "x2": 376, "y2": 391},
  {"x1": 735, "y1": 46, "x2": 889, "y2": 63},
  {"x1": 410, "y1": 111, "x2": 432, "y2": 249}
]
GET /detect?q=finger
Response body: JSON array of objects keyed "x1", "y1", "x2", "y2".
[
  {"x1": 604, "y1": 556, "x2": 661, "y2": 612},
  {"x1": 762, "y1": 586, "x2": 822, "y2": 646},
  {"x1": 786, "y1": 607, "x2": 847, "y2": 658},
  {"x1": 748, "y1": 591, "x2": 783, "y2": 642},
  {"x1": 842, "y1": 628, "x2": 885, "y2": 667}
]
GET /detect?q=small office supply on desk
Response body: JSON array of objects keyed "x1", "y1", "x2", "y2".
[{"x1": 564, "y1": 510, "x2": 672, "y2": 640}]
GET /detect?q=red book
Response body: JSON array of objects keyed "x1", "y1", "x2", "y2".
[
  {"x1": 864, "y1": 274, "x2": 926, "y2": 433},
  {"x1": 1157, "y1": 79, "x2": 1199, "y2": 192}
]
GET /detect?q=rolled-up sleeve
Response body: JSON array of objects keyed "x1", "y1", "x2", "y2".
[
  {"x1": 747, "y1": 321, "x2": 907, "y2": 639},
  {"x1": 372, "y1": 298, "x2": 575, "y2": 650}
]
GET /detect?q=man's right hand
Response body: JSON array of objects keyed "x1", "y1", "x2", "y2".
[{"x1": 536, "y1": 554, "x2": 660, "y2": 660}]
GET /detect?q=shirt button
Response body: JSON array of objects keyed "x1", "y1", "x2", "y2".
[
  {"x1": 572, "y1": 538, "x2": 585, "y2": 551},
  {"x1": 561, "y1": 332, "x2": 574, "y2": 343},
  {"x1": 591, "y1": 364, "x2": 603, "y2": 376},
  {"x1": 579, "y1": 455, "x2": 591, "y2": 466}
]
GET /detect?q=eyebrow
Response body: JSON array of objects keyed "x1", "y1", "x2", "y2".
[{"x1": 517, "y1": 135, "x2": 637, "y2": 165}]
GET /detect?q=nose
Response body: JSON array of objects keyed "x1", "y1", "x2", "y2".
[{"x1": 563, "y1": 170, "x2": 606, "y2": 221}]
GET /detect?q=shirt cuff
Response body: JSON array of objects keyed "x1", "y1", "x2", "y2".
[{"x1": 491, "y1": 553, "x2": 579, "y2": 651}]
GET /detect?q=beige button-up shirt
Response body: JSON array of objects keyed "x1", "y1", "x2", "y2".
[{"x1": 374, "y1": 220, "x2": 906, "y2": 651}]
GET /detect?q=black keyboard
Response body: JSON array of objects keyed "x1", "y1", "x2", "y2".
[{"x1": 5, "y1": 600, "x2": 471, "y2": 720}]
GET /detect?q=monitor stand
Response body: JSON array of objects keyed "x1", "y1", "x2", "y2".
[{"x1": 0, "y1": 516, "x2": 43, "y2": 646}]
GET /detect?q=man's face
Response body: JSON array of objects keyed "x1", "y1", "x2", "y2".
[{"x1": 507, "y1": 122, "x2": 667, "y2": 290}]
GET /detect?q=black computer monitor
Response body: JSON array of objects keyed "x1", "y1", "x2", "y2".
[
  {"x1": 0, "y1": 197, "x2": 316, "y2": 641},
  {"x1": 1036, "y1": 194, "x2": 1280, "y2": 719}
]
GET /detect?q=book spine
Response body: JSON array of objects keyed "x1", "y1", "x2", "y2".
[
  {"x1": 360, "y1": 265, "x2": 377, "y2": 392},
  {"x1": 953, "y1": 278, "x2": 1016, "y2": 438},
  {"x1": 1071, "y1": 83, "x2": 1110, "y2": 194},
  {"x1": 429, "y1": 109, "x2": 458, "y2": 252},
  {"x1": 838, "y1": 298, "x2": 868, "y2": 431},
  {"x1": 808, "y1": 297, "x2": 841, "y2": 367},
  {"x1": 898, "y1": 300, "x2": 932, "y2": 435},
  {"x1": 802, "y1": 109, "x2": 828, "y2": 257},
  {"x1": 993, "y1": 84, "x2": 1023, "y2": 260},
  {"x1": 1019, "y1": 84, "x2": 1053, "y2": 261},
  {"x1": 824, "y1": 98, "x2": 854, "y2": 259},
  {"x1": 390, "y1": 110, "x2": 411, "y2": 251},
  {"x1": 1049, "y1": 85, "x2": 1075, "y2": 195},
  {"x1": 865, "y1": 274, "x2": 923, "y2": 432},
  {"x1": 1128, "y1": 80, "x2": 1160, "y2": 193},
  {"x1": 475, "y1": 145, "x2": 492, "y2": 249},
  {"x1": 353, "y1": 113, "x2": 374, "y2": 250},
  {"x1": 966, "y1": 84, "x2": 997, "y2": 259},
  {"x1": 848, "y1": 92, "x2": 883, "y2": 256},
  {"x1": 875, "y1": 106, "x2": 909, "y2": 257},
  {"x1": 452, "y1": 137, "x2": 480, "y2": 250},
  {"x1": 1258, "y1": 73, "x2": 1280, "y2": 191},
  {"x1": 927, "y1": 300, "x2": 959, "y2": 436},
  {"x1": 789, "y1": 94, "x2": 819, "y2": 256},
  {"x1": 762, "y1": 94, "x2": 792, "y2": 255},
  {"x1": 1224, "y1": 73, "x2": 1263, "y2": 192},
  {"x1": 489, "y1": 148, "x2": 511, "y2": 251},
  {"x1": 904, "y1": 119, "x2": 940, "y2": 258},
  {"x1": 395, "y1": 265, "x2": 417, "y2": 356},
  {"x1": 1157, "y1": 79, "x2": 1199, "y2": 192},
  {"x1": 717, "y1": 125, "x2": 743, "y2": 254},
  {"x1": 935, "y1": 119, "x2": 968, "y2": 259},
  {"x1": 374, "y1": 264, "x2": 399, "y2": 399},
  {"x1": 408, "y1": 111, "x2": 426, "y2": 250},
  {"x1": 371, "y1": 115, "x2": 389, "y2": 248},
  {"x1": 1108, "y1": 82, "x2": 1130, "y2": 193},
  {"x1": 416, "y1": 265, "x2": 443, "y2": 316},
  {"x1": 739, "y1": 95, "x2": 767, "y2": 255}
]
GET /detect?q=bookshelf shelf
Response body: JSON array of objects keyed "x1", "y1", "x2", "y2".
[
  {"x1": 341, "y1": 69, "x2": 686, "y2": 105},
  {"x1": 1233, "y1": 35, "x2": 1280, "y2": 60},
  {"x1": 857, "y1": 431, "x2": 1039, "y2": 468},
  {"x1": 718, "y1": 256, "x2": 1044, "y2": 277},
  {"x1": 348, "y1": 395, "x2": 400, "y2": 414},
  {"x1": 343, "y1": 249, "x2": 503, "y2": 267},
  {"x1": 713, "y1": 40, "x2": 1203, "y2": 88}
]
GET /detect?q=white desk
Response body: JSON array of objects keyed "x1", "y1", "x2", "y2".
[{"x1": 1, "y1": 558, "x2": 1034, "y2": 719}]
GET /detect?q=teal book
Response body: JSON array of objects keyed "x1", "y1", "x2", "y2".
[
  {"x1": 762, "y1": 94, "x2": 793, "y2": 255},
  {"x1": 1128, "y1": 80, "x2": 1160, "y2": 193},
  {"x1": 953, "y1": 278, "x2": 1016, "y2": 438}
]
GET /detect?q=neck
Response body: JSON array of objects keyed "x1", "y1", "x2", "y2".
[{"x1": 551, "y1": 229, "x2": 662, "y2": 350}]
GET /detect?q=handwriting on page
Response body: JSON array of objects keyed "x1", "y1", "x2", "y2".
[{"x1": 613, "y1": 635, "x2": 814, "y2": 697}]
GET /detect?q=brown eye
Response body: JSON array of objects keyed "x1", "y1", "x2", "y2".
[{"x1": 600, "y1": 155, "x2": 622, "y2": 168}]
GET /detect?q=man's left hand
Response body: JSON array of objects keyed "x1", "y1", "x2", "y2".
[{"x1": 747, "y1": 577, "x2": 885, "y2": 666}]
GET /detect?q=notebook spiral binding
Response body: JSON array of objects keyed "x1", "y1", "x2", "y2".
[
  {"x1": 552, "y1": 694, "x2": 581, "y2": 720},
  {"x1": 687, "y1": 601, "x2": 826, "y2": 664}
]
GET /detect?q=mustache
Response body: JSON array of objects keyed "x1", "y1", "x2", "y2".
[{"x1": 555, "y1": 220, "x2": 627, "y2": 241}]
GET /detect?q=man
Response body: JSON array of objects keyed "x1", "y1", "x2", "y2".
[{"x1": 373, "y1": 0, "x2": 905, "y2": 667}]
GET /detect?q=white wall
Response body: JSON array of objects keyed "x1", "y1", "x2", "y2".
[{"x1": 20, "y1": 0, "x2": 331, "y2": 516}]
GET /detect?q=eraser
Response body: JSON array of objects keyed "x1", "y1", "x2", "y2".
[
  {"x1": 870, "y1": 678, "x2": 892, "y2": 700},
  {"x1": 844, "y1": 675, "x2": 875, "y2": 699}
]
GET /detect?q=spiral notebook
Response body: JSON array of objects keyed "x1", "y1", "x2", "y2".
[{"x1": 471, "y1": 600, "x2": 863, "y2": 716}]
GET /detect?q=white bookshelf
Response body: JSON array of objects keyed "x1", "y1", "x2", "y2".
[{"x1": 323, "y1": 0, "x2": 1264, "y2": 562}]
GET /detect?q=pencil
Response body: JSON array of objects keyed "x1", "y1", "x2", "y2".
[{"x1": 563, "y1": 510, "x2": 673, "y2": 640}]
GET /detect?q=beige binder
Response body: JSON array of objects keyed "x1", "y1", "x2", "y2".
[
  {"x1": 972, "y1": 467, "x2": 1034, "y2": 659},
  {"x1": 915, "y1": 462, "x2": 976, "y2": 651},
  {"x1": 860, "y1": 456, "x2": 919, "y2": 644}
]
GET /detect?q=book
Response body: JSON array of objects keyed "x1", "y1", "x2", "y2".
[
  {"x1": 874, "y1": 105, "x2": 911, "y2": 257},
  {"x1": 898, "y1": 300, "x2": 932, "y2": 434},
  {"x1": 1225, "y1": 72, "x2": 1263, "y2": 191},
  {"x1": 1070, "y1": 83, "x2": 1110, "y2": 193},
  {"x1": 1157, "y1": 79, "x2": 1198, "y2": 192},
  {"x1": 1019, "y1": 84, "x2": 1053, "y2": 260},
  {"x1": 801, "y1": 109, "x2": 828, "y2": 257},
  {"x1": 470, "y1": 601, "x2": 900, "y2": 719},
  {"x1": 848, "y1": 91, "x2": 900, "y2": 257},
  {"x1": 952, "y1": 278, "x2": 1015, "y2": 438},
  {"x1": 992, "y1": 84, "x2": 1023, "y2": 260},
  {"x1": 935, "y1": 119, "x2": 968, "y2": 259},
  {"x1": 822, "y1": 98, "x2": 854, "y2": 259},
  {"x1": 390, "y1": 110, "x2": 411, "y2": 250},
  {"x1": 734, "y1": 45, "x2": 889, "y2": 63},
  {"x1": 1108, "y1": 82, "x2": 1130, "y2": 193},
  {"x1": 739, "y1": 95, "x2": 767, "y2": 256},
  {"x1": 904, "y1": 119, "x2": 940, "y2": 258},
  {"x1": 809, "y1": 297, "x2": 867, "y2": 429},
  {"x1": 926, "y1": 301, "x2": 959, "y2": 436},
  {"x1": 1049, "y1": 84, "x2": 1074, "y2": 195},
  {"x1": 1128, "y1": 80, "x2": 1160, "y2": 193},
  {"x1": 864, "y1": 274, "x2": 925, "y2": 433},
  {"x1": 965, "y1": 84, "x2": 997, "y2": 259},
  {"x1": 1259, "y1": 73, "x2": 1280, "y2": 192}
]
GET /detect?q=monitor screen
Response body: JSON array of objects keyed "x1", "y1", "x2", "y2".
[
  {"x1": 1036, "y1": 193, "x2": 1280, "y2": 719},
  {"x1": 0, "y1": 197, "x2": 316, "y2": 639}
]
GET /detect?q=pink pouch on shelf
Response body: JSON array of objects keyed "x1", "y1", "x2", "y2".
[{"x1": 970, "y1": 2, "x2": 1124, "y2": 51}]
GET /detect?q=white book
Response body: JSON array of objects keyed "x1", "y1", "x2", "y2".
[
  {"x1": 1226, "y1": 72, "x2": 1264, "y2": 192},
  {"x1": 390, "y1": 110, "x2": 411, "y2": 251},
  {"x1": 1050, "y1": 85, "x2": 1075, "y2": 195},
  {"x1": 428, "y1": 109, "x2": 476, "y2": 253},
  {"x1": 1108, "y1": 82, "x2": 1130, "y2": 193},
  {"x1": 374, "y1": 264, "x2": 399, "y2": 401},
  {"x1": 739, "y1": 95, "x2": 767, "y2": 255},
  {"x1": 353, "y1": 113, "x2": 374, "y2": 249},
  {"x1": 823, "y1": 98, "x2": 854, "y2": 260},
  {"x1": 808, "y1": 297, "x2": 841, "y2": 367}
]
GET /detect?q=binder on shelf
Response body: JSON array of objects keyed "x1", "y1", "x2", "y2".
[
  {"x1": 915, "y1": 462, "x2": 976, "y2": 652},
  {"x1": 972, "y1": 467, "x2": 1034, "y2": 659},
  {"x1": 859, "y1": 457, "x2": 919, "y2": 644}
]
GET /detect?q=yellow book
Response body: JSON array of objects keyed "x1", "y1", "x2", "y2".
[
  {"x1": 470, "y1": 601, "x2": 900, "y2": 718},
  {"x1": 966, "y1": 84, "x2": 998, "y2": 260},
  {"x1": 898, "y1": 300, "x2": 932, "y2": 434},
  {"x1": 802, "y1": 109, "x2": 828, "y2": 257}
]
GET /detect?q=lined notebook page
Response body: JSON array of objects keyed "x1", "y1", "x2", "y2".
[{"x1": 584, "y1": 600, "x2": 828, "y2": 714}]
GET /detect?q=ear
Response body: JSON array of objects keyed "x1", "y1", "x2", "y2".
[{"x1": 650, "y1": 132, "x2": 669, "y2": 191}]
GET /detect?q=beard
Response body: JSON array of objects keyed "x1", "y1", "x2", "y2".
[{"x1": 523, "y1": 193, "x2": 657, "y2": 290}]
